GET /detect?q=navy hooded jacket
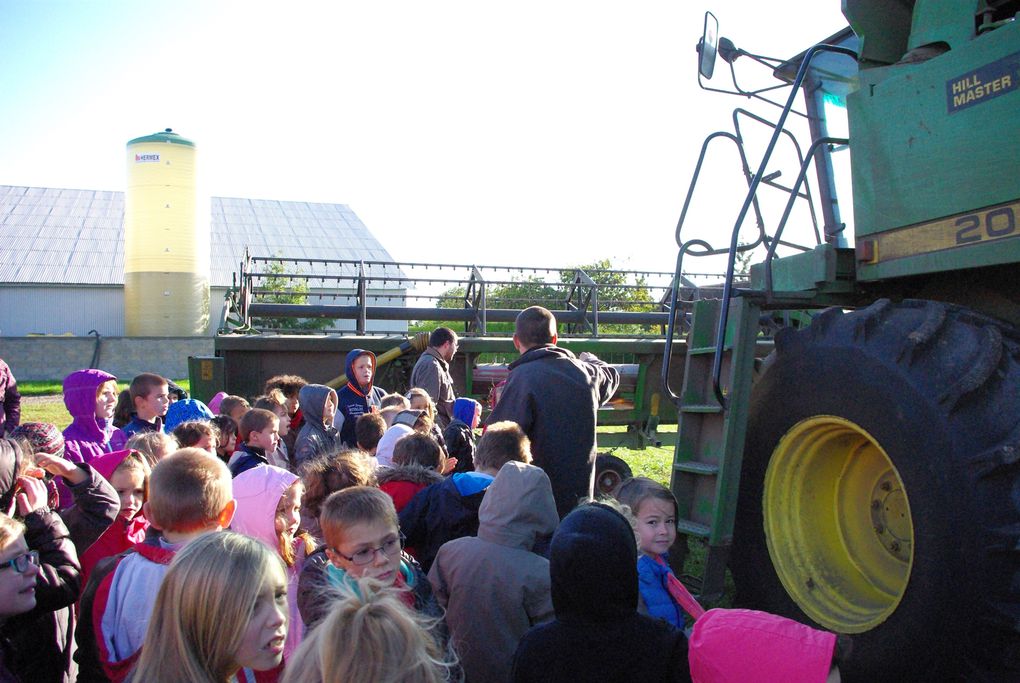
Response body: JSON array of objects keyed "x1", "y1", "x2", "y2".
[
  {"x1": 336, "y1": 349, "x2": 386, "y2": 448},
  {"x1": 511, "y1": 503, "x2": 690, "y2": 683}
]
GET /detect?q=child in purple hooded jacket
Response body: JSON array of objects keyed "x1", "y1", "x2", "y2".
[{"x1": 62, "y1": 369, "x2": 119, "y2": 468}]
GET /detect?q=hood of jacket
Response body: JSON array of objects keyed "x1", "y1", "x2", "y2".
[
  {"x1": 62, "y1": 369, "x2": 117, "y2": 442},
  {"x1": 452, "y1": 398, "x2": 479, "y2": 426},
  {"x1": 231, "y1": 465, "x2": 299, "y2": 550},
  {"x1": 163, "y1": 399, "x2": 214, "y2": 433},
  {"x1": 298, "y1": 384, "x2": 337, "y2": 430},
  {"x1": 550, "y1": 503, "x2": 637, "y2": 622},
  {"x1": 478, "y1": 461, "x2": 558, "y2": 551},
  {"x1": 376, "y1": 464, "x2": 443, "y2": 488},
  {"x1": 508, "y1": 344, "x2": 576, "y2": 370},
  {"x1": 344, "y1": 349, "x2": 377, "y2": 395},
  {"x1": 393, "y1": 409, "x2": 424, "y2": 429},
  {"x1": 0, "y1": 438, "x2": 25, "y2": 513},
  {"x1": 689, "y1": 608, "x2": 836, "y2": 682},
  {"x1": 91, "y1": 449, "x2": 138, "y2": 481},
  {"x1": 375, "y1": 424, "x2": 414, "y2": 467}
]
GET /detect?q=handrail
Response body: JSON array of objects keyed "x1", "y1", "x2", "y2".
[
  {"x1": 763, "y1": 135, "x2": 849, "y2": 300},
  {"x1": 733, "y1": 108, "x2": 821, "y2": 247},
  {"x1": 709, "y1": 43, "x2": 859, "y2": 408},
  {"x1": 662, "y1": 239, "x2": 724, "y2": 401}
]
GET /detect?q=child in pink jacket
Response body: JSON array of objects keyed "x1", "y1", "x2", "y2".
[
  {"x1": 230, "y1": 464, "x2": 315, "y2": 660},
  {"x1": 79, "y1": 449, "x2": 151, "y2": 584}
]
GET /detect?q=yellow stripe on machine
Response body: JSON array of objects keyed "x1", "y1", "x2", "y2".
[{"x1": 857, "y1": 198, "x2": 1020, "y2": 264}]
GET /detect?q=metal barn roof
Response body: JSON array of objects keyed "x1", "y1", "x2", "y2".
[{"x1": 0, "y1": 185, "x2": 399, "y2": 288}]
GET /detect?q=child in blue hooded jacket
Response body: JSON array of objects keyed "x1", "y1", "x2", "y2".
[
  {"x1": 336, "y1": 349, "x2": 386, "y2": 448},
  {"x1": 442, "y1": 397, "x2": 481, "y2": 473},
  {"x1": 616, "y1": 477, "x2": 687, "y2": 630}
]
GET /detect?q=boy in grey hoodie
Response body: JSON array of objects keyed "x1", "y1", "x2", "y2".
[
  {"x1": 293, "y1": 384, "x2": 341, "y2": 470},
  {"x1": 428, "y1": 461, "x2": 559, "y2": 683}
]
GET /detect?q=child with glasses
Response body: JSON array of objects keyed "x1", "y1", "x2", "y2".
[
  {"x1": 297, "y1": 486, "x2": 443, "y2": 636},
  {"x1": 1, "y1": 436, "x2": 83, "y2": 683},
  {"x1": 0, "y1": 513, "x2": 42, "y2": 681}
]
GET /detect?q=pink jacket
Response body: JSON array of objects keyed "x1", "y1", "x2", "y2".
[
  {"x1": 688, "y1": 608, "x2": 836, "y2": 683},
  {"x1": 231, "y1": 465, "x2": 307, "y2": 660},
  {"x1": 79, "y1": 450, "x2": 150, "y2": 585}
]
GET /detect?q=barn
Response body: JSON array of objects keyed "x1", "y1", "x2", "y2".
[{"x1": 0, "y1": 184, "x2": 405, "y2": 337}]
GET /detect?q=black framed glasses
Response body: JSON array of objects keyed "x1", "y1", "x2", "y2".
[
  {"x1": 0, "y1": 550, "x2": 39, "y2": 573},
  {"x1": 330, "y1": 535, "x2": 403, "y2": 566}
]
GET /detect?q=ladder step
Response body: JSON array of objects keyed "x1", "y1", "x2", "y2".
[
  {"x1": 674, "y1": 461, "x2": 720, "y2": 476},
  {"x1": 676, "y1": 519, "x2": 711, "y2": 537},
  {"x1": 680, "y1": 404, "x2": 723, "y2": 414}
]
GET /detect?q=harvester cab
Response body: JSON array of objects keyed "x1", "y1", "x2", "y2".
[{"x1": 667, "y1": 3, "x2": 1020, "y2": 679}]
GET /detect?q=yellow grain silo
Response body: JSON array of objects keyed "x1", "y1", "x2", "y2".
[{"x1": 124, "y1": 128, "x2": 210, "y2": 336}]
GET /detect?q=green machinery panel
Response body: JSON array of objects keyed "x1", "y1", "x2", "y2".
[{"x1": 848, "y1": 20, "x2": 1020, "y2": 282}]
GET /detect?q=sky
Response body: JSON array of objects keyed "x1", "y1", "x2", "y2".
[{"x1": 1, "y1": 1, "x2": 850, "y2": 281}]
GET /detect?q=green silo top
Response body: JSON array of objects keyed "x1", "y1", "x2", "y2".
[{"x1": 127, "y1": 128, "x2": 195, "y2": 148}]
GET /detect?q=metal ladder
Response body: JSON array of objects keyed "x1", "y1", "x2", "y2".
[{"x1": 669, "y1": 296, "x2": 759, "y2": 600}]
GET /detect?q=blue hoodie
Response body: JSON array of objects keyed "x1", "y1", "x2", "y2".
[
  {"x1": 336, "y1": 349, "x2": 386, "y2": 447},
  {"x1": 443, "y1": 397, "x2": 480, "y2": 473}
]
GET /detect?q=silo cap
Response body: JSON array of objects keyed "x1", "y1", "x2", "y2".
[{"x1": 127, "y1": 128, "x2": 195, "y2": 147}]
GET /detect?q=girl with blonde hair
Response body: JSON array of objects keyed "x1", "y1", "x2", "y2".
[
  {"x1": 282, "y1": 580, "x2": 455, "y2": 683},
  {"x1": 130, "y1": 531, "x2": 288, "y2": 683}
]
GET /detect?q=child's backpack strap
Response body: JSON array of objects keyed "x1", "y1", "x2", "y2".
[{"x1": 654, "y1": 555, "x2": 706, "y2": 620}]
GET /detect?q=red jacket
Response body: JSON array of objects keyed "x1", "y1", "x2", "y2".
[{"x1": 75, "y1": 539, "x2": 175, "y2": 683}]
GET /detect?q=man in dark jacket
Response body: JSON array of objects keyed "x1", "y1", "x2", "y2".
[
  {"x1": 486, "y1": 306, "x2": 620, "y2": 518},
  {"x1": 511, "y1": 503, "x2": 691, "y2": 683},
  {"x1": 410, "y1": 327, "x2": 458, "y2": 429}
]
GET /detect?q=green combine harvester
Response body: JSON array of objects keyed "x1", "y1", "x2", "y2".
[{"x1": 668, "y1": 1, "x2": 1020, "y2": 679}]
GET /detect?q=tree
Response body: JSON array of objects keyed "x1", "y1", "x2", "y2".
[
  {"x1": 420, "y1": 259, "x2": 656, "y2": 337},
  {"x1": 251, "y1": 261, "x2": 332, "y2": 332}
]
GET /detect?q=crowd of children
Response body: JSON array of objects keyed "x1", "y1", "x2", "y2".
[{"x1": 0, "y1": 358, "x2": 851, "y2": 683}]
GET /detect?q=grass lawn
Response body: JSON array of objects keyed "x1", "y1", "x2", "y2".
[
  {"x1": 598, "y1": 423, "x2": 735, "y2": 608},
  {"x1": 17, "y1": 379, "x2": 191, "y2": 427}
]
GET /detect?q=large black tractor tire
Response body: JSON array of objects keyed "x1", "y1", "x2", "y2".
[{"x1": 731, "y1": 299, "x2": 1020, "y2": 682}]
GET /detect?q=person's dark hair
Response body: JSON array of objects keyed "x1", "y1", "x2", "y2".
[
  {"x1": 355, "y1": 413, "x2": 387, "y2": 451},
  {"x1": 113, "y1": 389, "x2": 133, "y2": 428},
  {"x1": 210, "y1": 415, "x2": 237, "y2": 441},
  {"x1": 300, "y1": 449, "x2": 377, "y2": 521},
  {"x1": 428, "y1": 327, "x2": 456, "y2": 349},
  {"x1": 129, "y1": 373, "x2": 168, "y2": 401},
  {"x1": 263, "y1": 374, "x2": 307, "y2": 399},
  {"x1": 392, "y1": 433, "x2": 443, "y2": 470},
  {"x1": 219, "y1": 395, "x2": 250, "y2": 419},
  {"x1": 173, "y1": 421, "x2": 219, "y2": 449},
  {"x1": 474, "y1": 421, "x2": 532, "y2": 471},
  {"x1": 239, "y1": 408, "x2": 278, "y2": 442},
  {"x1": 166, "y1": 380, "x2": 189, "y2": 401},
  {"x1": 252, "y1": 391, "x2": 286, "y2": 414},
  {"x1": 615, "y1": 476, "x2": 678, "y2": 519},
  {"x1": 379, "y1": 393, "x2": 410, "y2": 410},
  {"x1": 515, "y1": 306, "x2": 556, "y2": 348}
]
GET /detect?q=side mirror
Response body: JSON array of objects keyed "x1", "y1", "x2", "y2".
[{"x1": 698, "y1": 12, "x2": 719, "y2": 79}]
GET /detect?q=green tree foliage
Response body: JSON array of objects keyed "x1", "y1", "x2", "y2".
[
  {"x1": 251, "y1": 262, "x2": 332, "y2": 332},
  {"x1": 416, "y1": 259, "x2": 657, "y2": 337}
]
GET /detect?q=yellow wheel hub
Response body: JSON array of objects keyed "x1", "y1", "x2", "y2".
[{"x1": 763, "y1": 416, "x2": 913, "y2": 633}]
